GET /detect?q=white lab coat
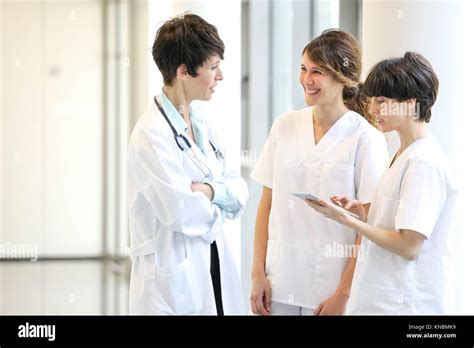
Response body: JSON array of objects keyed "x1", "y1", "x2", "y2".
[
  {"x1": 127, "y1": 99, "x2": 248, "y2": 315},
  {"x1": 347, "y1": 135, "x2": 458, "y2": 315},
  {"x1": 251, "y1": 108, "x2": 389, "y2": 309}
]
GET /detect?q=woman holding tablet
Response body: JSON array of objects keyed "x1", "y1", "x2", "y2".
[
  {"x1": 250, "y1": 29, "x2": 389, "y2": 315},
  {"x1": 307, "y1": 52, "x2": 458, "y2": 314}
]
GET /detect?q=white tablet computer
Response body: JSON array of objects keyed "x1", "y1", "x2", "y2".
[
  {"x1": 291, "y1": 192, "x2": 320, "y2": 201},
  {"x1": 291, "y1": 192, "x2": 360, "y2": 219}
]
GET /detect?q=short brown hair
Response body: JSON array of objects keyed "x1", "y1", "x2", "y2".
[
  {"x1": 302, "y1": 29, "x2": 374, "y2": 125},
  {"x1": 152, "y1": 13, "x2": 225, "y2": 86},
  {"x1": 363, "y1": 52, "x2": 439, "y2": 123}
]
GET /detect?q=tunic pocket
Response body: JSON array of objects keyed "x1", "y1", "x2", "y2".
[
  {"x1": 154, "y1": 256, "x2": 203, "y2": 315},
  {"x1": 318, "y1": 162, "x2": 355, "y2": 200}
]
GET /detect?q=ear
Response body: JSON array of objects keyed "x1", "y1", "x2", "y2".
[
  {"x1": 407, "y1": 98, "x2": 417, "y2": 107},
  {"x1": 404, "y1": 98, "x2": 419, "y2": 119},
  {"x1": 176, "y1": 64, "x2": 188, "y2": 81}
]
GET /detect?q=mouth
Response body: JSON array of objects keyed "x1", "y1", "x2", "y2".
[{"x1": 305, "y1": 88, "x2": 321, "y2": 96}]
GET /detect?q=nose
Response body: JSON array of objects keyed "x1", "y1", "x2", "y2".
[
  {"x1": 369, "y1": 99, "x2": 379, "y2": 116},
  {"x1": 301, "y1": 70, "x2": 313, "y2": 85},
  {"x1": 216, "y1": 66, "x2": 224, "y2": 81}
]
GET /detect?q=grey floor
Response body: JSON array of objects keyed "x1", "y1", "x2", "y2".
[{"x1": 0, "y1": 259, "x2": 130, "y2": 315}]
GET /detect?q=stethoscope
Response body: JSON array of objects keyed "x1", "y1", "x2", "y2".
[{"x1": 154, "y1": 96, "x2": 224, "y2": 179}]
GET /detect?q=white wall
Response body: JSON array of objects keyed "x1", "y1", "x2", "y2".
[
  {"x1": 1, "y1": 0, "x2": 103, "y2": 257},
  {"x1": 0, "y1": 0, "x2": 3, "y2": 251},
  {"x1": 1, "y1": 1, "x2": 43, "y2": 254}
]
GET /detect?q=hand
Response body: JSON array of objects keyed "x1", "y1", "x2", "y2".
[
  {"x1": 305, "y1": 198, "x2": 348, "y2": 224},
  {"x1": 314, "y1": 291, "x2": 349, "y2": 316},
  {"x1": 191, "y1": 182, "x2": 214, "y2": 201},
  {"x1": 250, "y1": 273, "x2": 272, "y2": 315},
  {"x1": 330, "y1": 194, "x2": 367, "y2": 222}
]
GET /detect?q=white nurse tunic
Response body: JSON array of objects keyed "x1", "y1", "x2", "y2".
[
  {"x1": 347, "y1": 135, "x2": 458, "y2": 314},
  {"x1": 251, "y1": 107, "x2": 389, "y2": 309}
]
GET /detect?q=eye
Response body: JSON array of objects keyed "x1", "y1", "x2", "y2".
[
  {"x1": 300, "y1": 66, "x2": 307, "y2": 72},
  {"x1": 311, "y1": 69, "x2": 322, "y2": 75}
]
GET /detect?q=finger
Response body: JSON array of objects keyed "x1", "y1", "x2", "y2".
[
  {"x1": 314, "y1": 303, "x2": 323, "y2": 316},
  {"x1": 332, "y1": 194, "x2": 348, "y2": 204},
  {"x1": 345, "y1": 200, "x2": 361, "y2": 211},
  {"x1": 264, "y1": 289, "x2": 272, "y2": 313},
  {"x1": 319, "y1": 305, "x2": 329, "y2": 316},
  {"x1": 344, "y1": 201, "x2": 354, "y2": 210},
  {"x1": 315, "y1": 205, "x2": 328, "y2": 215},
  {"x1": 250, "y1": 294, "x2": 259, "y2": 315},
  {"x1": 250, "y1": 297, "x2": 256, "y2": 314},
  {"x1": 258, "y1": 299, "x2": 270, "y2": 316},
  {"x1": 254, "y1": 301, "x2": 263, "y2": 315},
  {"x1": 307, "y1": 201, "x2": 322, "y2": 213},
  {"x1": 253, "y1": 295, "x2": 264, "y2": 315},
  {"x1": 254, "y1": 293, "x2": 267, "y2": 315},
  {"x1": 259, "y1": 299, "x2": 270, "y2": 315},
  {"x1": 259, "y1": 290, "x2": 270, "y2": 315},
  {"x1": 316, "y1": 198, "x2": 328, "y2": 207},
  {"x1": 340, "y1": 198, "x2": 350, "y2": 208}
]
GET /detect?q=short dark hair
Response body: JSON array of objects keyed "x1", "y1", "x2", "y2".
[
  {"x1": 363, "y1": 52, "x2": 439, "y2": 122},
  {"x1": 152, "y1": 13, "x2": 224, "y2": 86}
]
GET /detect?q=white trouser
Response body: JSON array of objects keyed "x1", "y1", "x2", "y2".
[
  {"x1": 269, "y1": 301, "x2": 314, "y2": 315},
  {"x1": 248, "y1": 301, "x2": 315, "y2": 315}
]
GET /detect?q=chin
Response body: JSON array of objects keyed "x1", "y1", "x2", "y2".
[
  {"x1": 378, "y1": 123, "x2": 393, "y2": 133},
  {"x1": 304, "y1": 95, "x2": 319, "y2": 106},
  {"x1": 198, "y1": 94, "x2": 212, "y2": 101}
]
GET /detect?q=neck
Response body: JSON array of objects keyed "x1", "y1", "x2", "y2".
[
  {"x1": 313, "y1": 98, "x2": 349, "y2": 130},
  {"x1": 396, "y1": 121, "x2": 429, "y2": 152},
  {"x1": 162, "y1": 85, "x2": 191, "y2": 122}
]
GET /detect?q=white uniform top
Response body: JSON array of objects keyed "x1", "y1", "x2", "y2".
[
  {"x1": 347, "y1": 135, "x2": 458, "y2": 314},
  {"x1": 251, "y1": 108, "x2": 389, "y2": 308},
  {"x1": 127, "y1": 94, "x2": 248, "y2": 315}
]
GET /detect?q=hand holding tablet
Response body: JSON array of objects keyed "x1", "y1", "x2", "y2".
[{"x1": 291, "y1": 192, "x2": 360, "y2": 219}]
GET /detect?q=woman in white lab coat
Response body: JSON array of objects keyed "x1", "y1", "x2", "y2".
[
  {"x1": 127, "y1": 13, "x2": 248, "y2": 315},
  {"x1": 250, "y1": 29, "x2": 389, "y2": 315},
  {"x1": 307, "y1": 52, "x2": 458, "y2": 314}
]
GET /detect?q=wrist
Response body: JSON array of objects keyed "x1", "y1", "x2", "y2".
[
  {"x1": 335, "y1": 287, "x2": 350, "y2": 300},
  {"x1": 346, "y1": 214, "x2": 361, "y2": 230},
  {"x1": 251, "y1": 267, "x2": 266, "y2": 279},
  {"x1": 336, "y1": 212, "x2": 352, "y2": 226}
]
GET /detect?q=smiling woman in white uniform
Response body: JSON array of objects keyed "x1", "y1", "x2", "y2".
[
  {"x1": 307, "y1": 52, "x2": 458, "y2": 314},
  {"x1": 250, "y1": 29, "x2": 389, "y2": 315},
  {"x1": 127, "y1": 14, "x2": 248, "y2": 315}
]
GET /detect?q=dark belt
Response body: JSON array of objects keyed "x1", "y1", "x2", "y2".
[{"x1": 210, "y1": 241, "x2": 224, "y2": 315}]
